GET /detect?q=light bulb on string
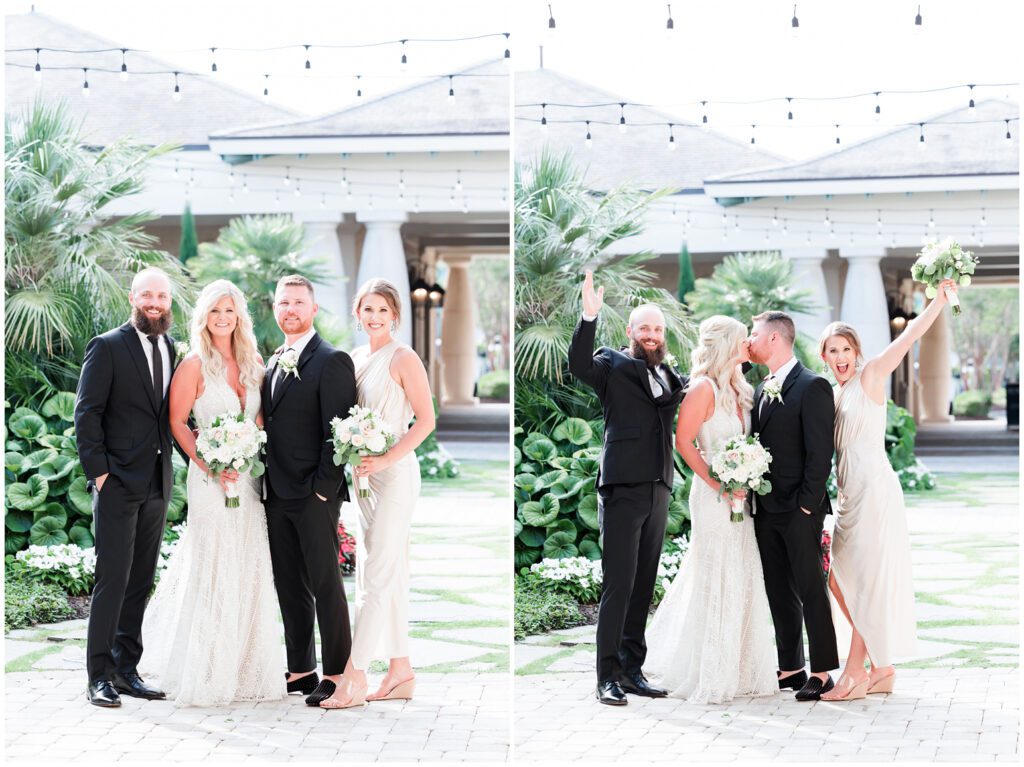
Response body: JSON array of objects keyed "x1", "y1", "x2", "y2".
[
  {"x1": 829, "y1": 227, "x2": 836, "y2": 239},
  {"x1": 548, "y1": 4, "x2": 556, "y2": 30},
  {"x1": 242, "y1": 174, "x2": 249, "y2": 193},
  {"x1": 666, "y1": 4, "x2": 674, "y2": 34},
  {"x1": 874, "y1": 91, "x2": 881, "y2": 121},
  {"x1": 448, "y1": 76, "x2": 455, "y2": 104},
  {"x1": 584, "y1": 120, "x2": 592, "y2": 149},
  {"x1": 618, "y1": 103, "x2": 627, "y2": 134},
  {"x1": 346, "y1": 187, "x2": 353, "y2": 202},
  {"x1": 877, "y1": 228, "x2": 883, "y2": 240},
  {"x1": 764, "y1": 231, "x2": 770, "y2": 244},
  {"x1": 700, "y1": 101, "x2": 709, "y2": 131},
  {"x1": 455, "y1": 170, "x2": 463, "y2": 192},
  {"x1": 283, "y1": 167, "x2": 291, "y2": 186},
  {"x1": 928, "y1": 210, "x2": 935, "y2": 228},
  {"x1": 33, "y1": 48, "x2": 42, "y2": 83},
  {"x1": 540, "y1": 103, "x2": 548, "y2": 132},
  {"x1": 967, "y1": 84, "x2": 976, "y2": 116},
  {"x1": 399, "y1": 40, "x2": 408, "y2": 69},
  {"x1": 834, "y1": 123, "x2": 841, "y2": 145},
  {"x1": 356, "y1": 75, "x2": 363, "y2": 99},
  {"x1": 782, "y1": 219, "x2": 788, "y2": 235},
  {"x1": 228, "y1": 169, "x2": 235, "y2": 186},
  {"x1": 980, "y1": 208, "x2": 986, "y2": 226},
  {"x1": 786, "y1": 97, "x2": 793, "y2": 122},
  {"x1": 823, "y1": 209, "x2": 831, "y2": 226},
  {"x1": 734, "y1": 215, "x2": 740, "y2": 232},
  {"x1": 228, "y1": 188, "x2": 234, "y2": 202},
  {"x1": 877, "y1": 210, "x2": 883, "y2": 229},
  {"x1": 119, "y1": 49, "x2": 128, "y2": 82},
  {"x1": 915, "y1": 4, "x2": 923, "y2": 28},
  {"x1": 263, "y1": 74, "x2": 270, "y2": 101},
  {"x1": 749, "y1": 124, "x2": 757, "y2": 150},
  {"x1": 1006, "y1": 120, "x2": 1013, "y2": 142},
  {"x1": 667, "y1": 123, "x2": 676, "y2": 151},
  {"x1": 791, "y1": 4, "x2": 799, "y2": 36},
  {"x1": 503, "y1": 32, "x2": 511, "y2": 63},
  {"x1": 918, "y1": 123, "x2": 926, "y2": 150},
  {"x1": 187, "y1": 169, "x2": 195, "y2": 188},
  {"x1": 210, "y1": 47, "x2": 217, "y2": 74},
  {"x1": 172, "y1": 71, "x2": 181, "y2": 101},
  {"x1": 340, "y1": 169, "x2": 349, "y2": 189},
  {"x1": 398, "y1": 170, "x2": 405, "y2": 191},
  {"x1": 304, "y1": 44, "x2": 312, "y2": 74},
  {"x1": 772, "y1": 208, "x2": 778, "y2": 227},
  {"x1": 81, "y1": 68, "x2": 89, "y2": 98},
  {"x1": 173, "y1": 159, "x2": 180, "y2": 177},
  {"x1": 721, "y1": 212, "x2": 728, "y2": 225},
  {"x1": 294, "y1": 180, "x2": 301, "y2": 198}
]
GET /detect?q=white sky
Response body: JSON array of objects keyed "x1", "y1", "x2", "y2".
[
  {"x1": 511, "y1": 0, "x2": 1021, "y2": 160},
  {"x1": 8, "y1": 0, "x2": 512, "y2": 114}
]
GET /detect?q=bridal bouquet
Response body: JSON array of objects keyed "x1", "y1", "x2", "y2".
[
  {"x1": 330, "y1": 405, "x2": 398, "y2": 498},
  {"x1": 911, "y1": 238, "x2": 977, "y2": 317},
  {"x1": 708, "y1": 435, "x2": 773, "y2": 523},
  {"x1": 194, "y1": 412, "x2": 267, "y2": 508}
]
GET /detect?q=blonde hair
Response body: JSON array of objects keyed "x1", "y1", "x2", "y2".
[
  {"x1": 352, "y1": 279, "x2": 403, "y2": 328},
  {"x1": 687, "y1": 315, "x2": 754, "y2": 416},
  {"x1": 190, "y1": 280, "x2": 264, "y2": 391},
  {"x1": 818, "y1": 321, "x2": 865, "y2": 366}
]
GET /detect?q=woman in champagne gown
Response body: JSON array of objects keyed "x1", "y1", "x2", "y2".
[
  {"x1": 141, "y1": 280, "x2": 284, "y2": 706},
  {"x1": 320, "y1": 279, "x2": 436, "y2": 710},
  {"x1": 817, "y1": 278, "x2": 958, "y2": 701},
  {"x1": 646, "y1": 316, "x2": 777, "y2": 703}
]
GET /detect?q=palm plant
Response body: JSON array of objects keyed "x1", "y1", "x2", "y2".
[
  {"x1": 5, "y1": 99, "x2": 192, "y2": 406},
  {"x1": 186, "y1": 214, "x2": 346, "y2": 356}
]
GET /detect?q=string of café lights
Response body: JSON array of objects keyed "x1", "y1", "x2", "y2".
[
  {"x1": 542, "y1": 3, "x2": 930, "y2": 33},
  {"x1": 8, "y1": 31, "x2": 511, "y2": 101}
]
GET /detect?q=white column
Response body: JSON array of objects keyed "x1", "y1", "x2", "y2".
[
  {"x1": 839, "y1": 247, "x2": 891, "y2": 395},
  {"x1": 917, "y1": 301, "x2": 954, "y2": 423},
  {"x1": 293, "y1": 212, "x2": 348, "y2": 322},
  {"x1": 355, "y1": 211, "x2": 411, "y2": 347},
  {"x1": 783, "y1": 247, "x2": 832, "y2": 342},
  {"x1": 439, "y1": 253, "x2": 478, "y2": 406}
]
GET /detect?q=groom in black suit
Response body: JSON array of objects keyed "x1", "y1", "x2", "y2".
[
  {"x1": 748, "y1": 310, "x2": 839, "y2": 701},
  {"x1": 75, "y1": 267, "x2": 179, "y2": 707},
  {"x1": 568, "y1": 271, "x2": 686, "y2": 706},
  {"x1": 262, "y1": 274, "x2": 357, "y2": 706}
]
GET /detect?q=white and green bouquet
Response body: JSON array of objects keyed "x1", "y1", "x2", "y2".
[
  {"x1": 708, "y1": 435, "x2": 773, "y2": 522},
  {"x1": 911, "y1": 238, "x2": 977, "y2": 317},
  {"x1": 330, "y1": 405, "x2": 398, "y2": 498},
  {"x1": 194, "y1": 413, "x2": 267, "y2": 507}
]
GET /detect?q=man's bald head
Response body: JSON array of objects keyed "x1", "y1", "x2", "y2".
[
  {"x1": 626, "y1": 303, "x2": 668, "y2": 366},
  {"x1": 628, "y1": 303, "x2": 666, "y2": 330}
]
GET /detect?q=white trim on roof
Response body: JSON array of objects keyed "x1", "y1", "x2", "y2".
[
  {"x1": 703, "y1": 173, "x2": 1019, "y2": 198},
  {"x1": 209, "y1": 134, "x2": 509, "y2": 155}
]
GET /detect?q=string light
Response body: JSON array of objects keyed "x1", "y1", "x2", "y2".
[
  {"x1": 503, "y1": 32, "x2": 511, "y2": 62},
  {"x1": 540, "y1": 102, "x2": 548, "y2": 132},
  {"x1": 667, "y1": 123, "x2": 676, "y2": 151},
  {"x1": 340, "y1": 169, "x2": 349, "y2": 189},
  {"x1": 928, "y1": 209, "x2": 935, "y2": 228},
  {"x1": 791, "y1": 4, "x2": 800, "y2": 35},
  {"x1": 666, "y1": 4, "x2": 674, "y2": 31},
  {"x1": 701, "y1": 100, "x2": 709, "y2": 131},
  {"x1": 781, "y1": 219, "x2": 788, "y2": 235},
  {"x1": 242, "y1": 173, "x2": 249, "y2": 193},
  {"x1": 398, "y1": 170, "x2": 405, "y2": 191},
  {"x1": 172, "y1": 71, "x2": 181, "y2": 101},
  {"x1": 874, "y1": 92, "x2": 881, "y2": 121},
  {"x1": 749, "y1": 123, "x2": 757, "y2": 150},
  {"x1": 356, "y1": 74, "x2": 363, "y2": 98},
  {"x1": 283, "y1": 167, "x2": 291, "y2": 186},
  {"x1": 228, "y1": 168, "x2": 235, "y2": 186},
  {"x1": 834, "y1": 123, "x2": 841, "y2": 145},
  {"x1": 119, "y1": 48, "x2": 128, "y2": 82},
  {"x1": 399, "y1": 39, "x2": 408, "y2": 69},
  {"x1": 877, "y1": 210, "x2": 883, "y2": 229},
  {"x1": 263, "y1": 73, "x2": 270, "y2": 101},
  {"x1": 455, "y1": 170, "x2": 463, "y2": 192},
  {"x1": 786, "y1": 97, "x2": 793, "y2": 122},
  {"x1": 823, "y1": 209, "x2": 831, "y2": 226},
  {"x1": 81, "y1": 67, "x2": 89, "y2": 98},
  {"x1": 33, "y1": 48, "x2": 41, "y2": 82},
  {"x1": 918, "y1": 122, "x2": 926, "y2": 150},
  {"x1": 967, "y1": 84, "x2": 976, "y2": 116},
  {"x1": 304, "y1": 44, "x2": 312, "y2": 73},
  {"x1": 1006, "y1": 119, "x2": 1013, "y2": 142},
  {"x1": 980, "y1": 208, "x2": 987, "y2": 226},
  {"x1": 448, "y1": 75, "x2": 455, "y2": 103},
  {"x1": 618, "y1": 102, "x2": 627, "y2": 134},
  {"x1": 915, "y1": 4, "x2": 923, "y2": 28},
  {"x1": 585, "y1": 120, "x2": 592, "y2": 149},
  {"x1": 548, "y1": 4, "x2": 556, "y2": 30},
  {"x1": 294, "y1": 180, "x2": 301, "y2": 197},
  {"x1": 772, "y1": 208, "x2": 779, "y2": 226},
  {"x1": 210, "y1": 47, "x2": 217, "y2": 73}
]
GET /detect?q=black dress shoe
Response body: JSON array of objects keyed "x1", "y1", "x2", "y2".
[
  {"x1": 619, "y1": 671, "x2": 668, "y2": 698},
  {"x1": 112, "y1": 671, "x2": 166, "y2": 700},
  {"x1": 595, "y1": 680, "x2": 627, "y2": 706},
  {"x1": 87, "y1": 680, "x2": 122, "y2": 708},
  {"x1": 778, "y1": 670, "x2": 808, "y2": 690},
  {"x1": 795, "y1": 674, "x2": 834, "y2": 701},
  {"x1": 286, "y1": 671, "x2": 320, "y2": 695},
  {"x1": 305, "y1": 679, "x2": 337, "y2": 706}
]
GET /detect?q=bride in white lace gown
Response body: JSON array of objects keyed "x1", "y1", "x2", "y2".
[
  {"x1": 141, "y1": 280, "x2": 284, "y2": 706},
  {"x1": 646, "y1": 315, "x2": 777, "y2": 703}
]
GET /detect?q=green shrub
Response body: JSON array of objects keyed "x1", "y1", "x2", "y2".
[
  {"x1": 4, "y1": 570, "x2": 74, "y2": 631},
  {"x1": 953, "y1": 390, "x2": 992, "y2": 417},
  {"x1": 992, "y1": 388, "x2": 1007, "y2": 408},
  {"x1": 416, "y1": 397, "x2": 460, "y2": 480},
  {"x1": 477, "y1": 370, "x2": 510, "y2": 401},
  {"x1": 514, "y1": 576, "x2": 585, "y2": 641}
]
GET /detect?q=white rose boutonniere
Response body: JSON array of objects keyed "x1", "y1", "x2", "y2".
[
  {"x1": 763, "y1": 376, "x2": 784, "y2": 405},
  {"x1": 277, "y1": 348, "x2": 301, "y2": 381},
  {"x1": 663, "y1": 352, "x2": 677, "y2": 368},
  {"x1": 174, "y1": 342, "x2": 189, "y2": 364}
]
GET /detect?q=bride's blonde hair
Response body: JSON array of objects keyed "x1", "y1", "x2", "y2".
[
  {"x1": 190, "y1": 280, "x2": 264, "y2": 391},
  {"x1": 687, "y1": 315, "x2": 754, "y2": 415}
]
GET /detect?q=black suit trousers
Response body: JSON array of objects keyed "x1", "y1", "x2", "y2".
[
  {"x1": 265, "y1": 485, "x2": 351, "y2": 676},
  {"x1": 86, "y1": 459, "x2": 167, "y2": 683},
  {"x1": 595, "y1": 481, "x2": 669, "y2": 682},
  {"x1": 753, "y1": 508, "x2": 839, "y2": 673}
]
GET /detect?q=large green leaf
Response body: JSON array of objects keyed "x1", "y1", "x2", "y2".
[
  {"x1": 513, "y1": 473, "x2": 538, "y2": 493},
  {"x1": 548, "y1": 476, "x2": 587, "y2": 500},
  {"x1": 667, "y1": 499, "x2": 690, "y2": 535},
  {"x1": 579, "y1": 536, "x2": 602, "y2": 560},
  {"x1": 512, "y1": 446, "x2": 522, "y2": 467},
  {"x1": 21, "y1": 448, "x2": 59, "y2": 470},
  {"x1": 519, "y1": 495, "x2": 560, "y2": 527},
  {"x1": 513, "y1": 519, "x2": 523, "y2": 537},
  {"x1": 68, "y1": 525, "x2": 94, "y2": 547},
  {"x1": 5, "y1": 452, "x2": 26, "y2": 474},
  {"x1": 7, "y1": 474, "x2": 50, "y2": 510},
  {"x1": 523, "y1": 435, "x2": 558, "y2": 463},
  {"x1": 535, "y1": 469, "x2": 568, "y2": 490},
  {"x1": 8, "y1": 413, "x2": 46, "y2": 440},
  {"x1": 545, "y1": 518, "x2": 577, "y2": 539},
  {"x1": 165, "y1": 483, "x2": 187, "y2": 521},
  {"x1": 577, "y1": 493, "x2": 600, "y2": 530},
  {"x1": 41, "y1": 392, "x2": 76, "y2": 422},
  {"x1": 68, "y1": 476, "x2": 93, "y2": 516},
  {"x1": 542, "y1": 531, "x2": 579, "y2": 559},
  {"x1": 5, "y1": 532, "x2": 29, "y2": 554},
  {"x1": 572, "y1": 456, "x2": 600, "y2": 476},
  {"x1": 553, "y1": 417, "x2": 593, "y2": 445},
  {"x1": 5, "y1": 509, "x2": 34, "y2": 533},
  {"x1": 38, "y1": 454, "x2": 76, "y2": 482},
  {"x1": 517, "y1": 525, "x2": 546, "y2": 548},
  {"x1": 34, "y1": 502, "x2": 67, "y2": 529},
  {"x1": 515, "y1": 547, "x2": 541, "y2": 570},
  {"x1": 29, "y1": 516, "x2": 69, "y2": 546}
]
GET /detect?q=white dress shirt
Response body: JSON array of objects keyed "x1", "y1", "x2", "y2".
[{"x1": 134, "y1": 327, "x2": 171, "y2": 398}]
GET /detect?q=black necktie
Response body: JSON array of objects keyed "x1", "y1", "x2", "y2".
[
  {"x1": 273, "y1": 348, "x2": 292, "y2": 397},
  {"x1": 148, "y1": 335, "x2": 163, "y2": 403},
  {"x1": 649, "y1": 366, "x2": 665, "y2": 395}
]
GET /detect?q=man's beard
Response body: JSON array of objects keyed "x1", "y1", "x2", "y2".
[
  {"x1": 630, "y1": 338, "x2": 666, "y2": 367},
  {"x1": 132, "y1": 305, "x2": 172, "y2": 335}
]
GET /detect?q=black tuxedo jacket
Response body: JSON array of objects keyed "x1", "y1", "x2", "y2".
[
  {"x1": 568, "y1": 318, "x2": 686, "y2": 488},
  {"x1": 262, "y1": 333, "x2": 356, "y2": 503},
  {"x1": 751, "y1": 360, "x2": 835, "y2": 515},
  {"x1": 74, "y1": 322, "x2": 178, "y2": 498}
]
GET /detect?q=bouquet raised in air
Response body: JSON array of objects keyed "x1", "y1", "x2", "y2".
[
  {"x1": 911, "y1": 238, "x2": 977, "y2": 316},
  {"x1": 329, "y1": 405, "x2": 398, "y2": 498},
  {"x1": 194, "y1": 412, "x2": 267, "y2": 508},
  {"x1": 708, "y1": 434, "x2": 773, "y2": 523}
]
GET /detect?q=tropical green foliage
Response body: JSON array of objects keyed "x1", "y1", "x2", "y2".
[
  {"x1": 186, "y1": 214, "x2": 347, "y2": 356},
  {"x1": 4, "y1": 395, "x2": 188, "y2": 555},
  {"x1": 676, "y1": 244, "x2": 695, "y2": 304},
  {"x1": 179, "y1": 202, "x2": 199, "y2": 262},
  {"x1": 514, "y1": 576, "x2": 586, "y2": 641},
  {"x1": 4, "y1": 570, "x2": 74, "y2": 631},
  {"x1": 953, "y1": 390, "x2": 993, "y2": 417},
  {"x1": 4, "y1": 99, "x2": 192, "y2": 407},
  {"x1": 477, "y1": 369, "x2": 510, "y2": 401}
]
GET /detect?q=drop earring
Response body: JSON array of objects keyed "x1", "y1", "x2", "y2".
[
  {"x1": 356, "y1": 321, "x2": 363, "y2": 332},
  {"x1": 390, "y1": 321, "x2": 397, "y2": 333}
]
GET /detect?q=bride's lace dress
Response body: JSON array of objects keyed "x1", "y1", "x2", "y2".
[
  {"x1": 645, "y1": 377, "x2": 777, "y2": 703},
  {"x1": 140, "y1": 369, "x2": 284, "y2": 706}
]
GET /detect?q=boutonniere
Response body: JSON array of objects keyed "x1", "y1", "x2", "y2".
[
  {"x1": 763, "y1": 377, "x2": 784, "y2": 405},
  {"x1": 174, "y1": 342, "x2": 189, "y2": 364},
  {"x1": 663, "y1": 352, "x2": 678, "y2": 368},
  {"x1": 277, "y1": 347, "x2": 301, "y2": 381}
]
